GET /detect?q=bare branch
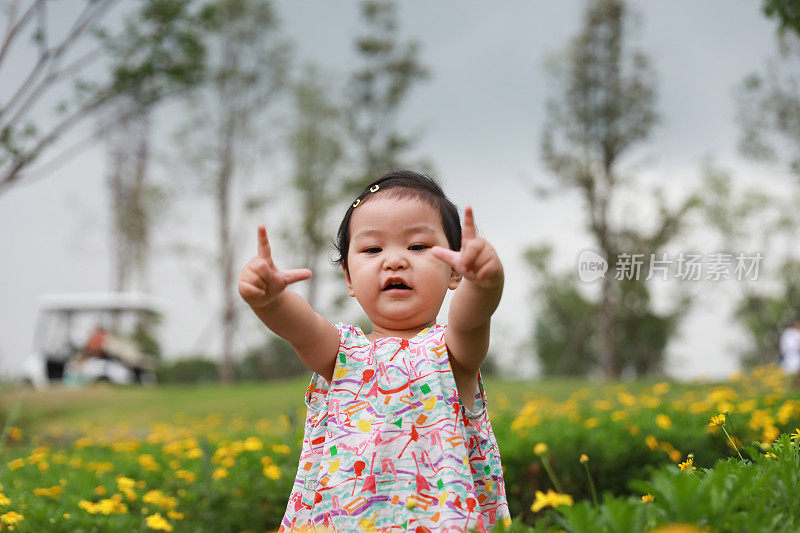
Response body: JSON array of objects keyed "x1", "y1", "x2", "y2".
[
  {"x1": 4, "y1": 84, "x2": 199, "y2": 192},
  {"x1": 35, "y1": 0, "x2": 47, "y2": 55},
  {"x1": 1, "y1": 0, "x2": 118, "y2": 127},
  {"x1": 0, "y1": 0, "x2": 41, "y2": 70},
  {"x1": 3, "y1": 43, "x2": 106, "y2": 130},
  {"x1": 0, "y1": 89, "x2": 113, "y2": 194}
]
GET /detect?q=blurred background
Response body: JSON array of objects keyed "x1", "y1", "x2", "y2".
[{"x1": 2, "y1": 0, "x2": 799, "y2": 386}]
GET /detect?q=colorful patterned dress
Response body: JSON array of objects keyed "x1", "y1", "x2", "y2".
[{"x1": 279, "y1": 323, "x2": 511, "y2": 532}]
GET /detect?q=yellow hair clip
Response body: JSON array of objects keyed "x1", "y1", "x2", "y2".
[
  {"x1": 352, "y1": 198, "x2": 361, "y2": 208},
  {"x1": 370, "y1": 184, "x2": 380, "y2": 192}
]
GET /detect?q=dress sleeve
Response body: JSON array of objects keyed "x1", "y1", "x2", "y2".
[
  {"x1": 303, "y1": 323, "x2": 346, "y2": 412},
  {"x1": 461, "y1": 370, "x2": 488, "y2": 420},
  {"x1": 304, "y1": 371, "x2": 331, "y2": 412}
]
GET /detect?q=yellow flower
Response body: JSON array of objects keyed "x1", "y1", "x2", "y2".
[
  {"x1": 271, "y1": 444, "x2": 291, "y2": 455},
  {"x1": 0, "y1": 511, "x2": 24, "y2": 526},
  {"x1": 791, "y1": 428, "x2": 800, "y2": 441},
  {"x1": 176, "y1": 470, "x2": 197, "y2": 483},
  {"x1": 765, "y1": 452, "x2": 778, "y2": 459},
  {"x1": 534, "y1": 443, "x2": 548, "y2": 456},
  {"x1": 186, "y1": 447, "x2": 203, "y2": 459},
  {"x1": 143, "y1": 490, "x2": 177, "y2": 510},
  {"x1": 678, "y1": 458, "x2": 696, "y2": 472},
  {"x1": 74, "y1": 437, "x2": 93, "y2": 449},
  {"x1": 645, "y1": 435, "x2": 658, "y2": 450},
  {"x1": 7, "y1": 458, "x2": 25, "y2": 470},
  {"x1": 641, "y1": 494, "x2": 654, "y2": 503},
  {"x1": 649, "y1": 525, "x2": 708, "y2": 533},
  {"x1": 244, "y1": 437, "x2": 263, "y2": 451},
  {"x1": 708, "y1": 413, "x2": 725, "y2": 428},
  {"x1": 33, "y1": 485, "x2": 62, "y2": 499},
  {"x1": 652, "y1": 382, "x2": 670, "y2": 395},
  {"x1": 579, "y1": 454, "x2": 589, "y2": 464},
  {"x1": 263, "y1": 464, "x2": 281, "y2": 480},
  {"x1": 212, "y1": 467, "x2": 228, "y2": 480},
  {"x1": 670, "y1": 450, "x2": 683, "y2": 463},
  {"x1": 531, "y1": 489, "x2": 574, "y2": 512},
  {"x1": 762, "y1": 425, "x2": 780, "y2": 443},
  {"x1": 139, "y1": 454, "x2": 160, "y2": 471},
  {"x1": 145, "y1": 512, "x2": 174, "y2": 531},
  {"x1": 656, "y1": 414, "x2": 672, "y2": 430},
  {"x1": 116, "y1": 476, "x2": 135, "y2": 490},
  {"x1": 167, "y1": 510, "x2": 184, "y2": 520},
  {"x1": 584, "y1": 417, "x2": 599, "y2": 428},
  {"x1": 78, "y1": 497, "x2": 128, "y2": 515},
  {"x1": 0, "y1": 493, "x2": 10, "y2": 506}
]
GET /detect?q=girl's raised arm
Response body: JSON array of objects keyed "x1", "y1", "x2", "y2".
[
  {"x1": 430, "y1": 206, "x2": 504, "y2": 375},
  {"x1": 238, "y1": 224, "x2": 339, "y2": 383}
]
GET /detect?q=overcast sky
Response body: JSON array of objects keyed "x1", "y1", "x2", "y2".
[{"x1": 0, "y1": 0, "x2": 794, "y2": 380}]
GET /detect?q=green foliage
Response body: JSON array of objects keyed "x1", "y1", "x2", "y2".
[
  {"x1": 130, "y1": 315, "x2": 163, "y2": 359},
  {"x1": 1, "y1": 0, "x2": 209, "y2": 194},
  {"x1": 285, "y1": 64, "x2": 346, "y2": 309},
  {"x1": 532, "y1": 280, "x2": 597, "y2": 376},
  {"x1": 696, "y1": 164, "x2": 800, "y2": 368},
  {"x1": 236, "y1": 336, "x2": 308, "y2": 381},
  {"x1": 4, "y1": 371, "x2": 800, "y2": 531},
  {"x1": 344, "y1": 0, "x2": 430, "y2": 193},
  {"x1": 155, "y1": 356, "x2": 219, "y2": 383},
  {"x1": 763, "y1": 0, "x2": 800, "y2": 38},
  {"x1": 524, "y1": 245, "x2": 681, "y2": 376},
  {"x1": 525, "y1": 244, "x2": 596, "y2": 376},
  {"x1": 103, "y1": 0, "x2": 207, "y2": 105},
  {"x1": 546, "y1": 436, "x2": 800, "y2": 533},
  {"x1": 734, "y1": 260, "x2": 800, "y2": 368},
  {"x1": 538, "y1": 0, "x2": 698, "y2": 377}
]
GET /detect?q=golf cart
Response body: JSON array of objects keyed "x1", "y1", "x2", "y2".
[{"x1": 22, "y1": 292, "x2": 163, "y2": 388}]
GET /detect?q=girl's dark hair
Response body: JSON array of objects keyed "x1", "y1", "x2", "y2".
[{"x1": 334, "y1": 170, "x2": 461, "y2": 272}]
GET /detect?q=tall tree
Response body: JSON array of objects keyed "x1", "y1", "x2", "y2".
[
  {"x1": 175, "y1": 0, "x2": 289, "y2": 383},
  {"x1": 101, "y1": 97, "x2": 158, "y2": 292},
  {"x1": 285, "y1": 65, "x2": 344, "y2": 310},
  {"x1": 539, "y1": 0, "x2": 697, "y2": 377},
  {"x1": 728, "y1": 3, "x2": 800, "y2": 367},
  {"x1": 0, "y1": 0, "x2": 205, "y2": 195},
  {"x1": 98, "y1": 1, "x2": 206, "y2": 292},
  {"x1": 344, "y1": 0, "x2": 429, "y2": 193},
  {"x1": 525, "y1": 245, "x2": 598, "y2": 376}
]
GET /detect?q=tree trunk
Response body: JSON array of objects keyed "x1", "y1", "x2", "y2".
[
  {"x1": 217, "y1": 110, "x2": 237, "y2": 384},
  {"x1": 598, "y1": 273, "x2": 617, "y2": 377},
  {"x1": 132, "y1": 109, "x2": 151, "y2": 292}
]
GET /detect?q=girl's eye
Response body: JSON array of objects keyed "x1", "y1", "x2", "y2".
[
  {"x1": 409, "y1": 244, "x2": 429, "y2": 251},
  {"x1": 363, "y1": 247, "x2": 381, "y2": 254}
]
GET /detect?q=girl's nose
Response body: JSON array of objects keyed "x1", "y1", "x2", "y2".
[{"x1": 383, "y1": 250, "x2": 409, "y2": 270}]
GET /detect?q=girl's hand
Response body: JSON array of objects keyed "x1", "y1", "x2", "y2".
[
  {"x1": 430, "y1": 206, "x2": 503, "y2": 290},
  {"x1": 238, "y1": 225, "x2": 312, "y2": 309}
]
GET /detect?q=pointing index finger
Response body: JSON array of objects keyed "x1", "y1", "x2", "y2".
[
  {"x1": 257, "y1": 225, "x2": 271, "y2": 259},
  {"x1": 462, "y1": 205, "x2": 476, "y2": 241}
]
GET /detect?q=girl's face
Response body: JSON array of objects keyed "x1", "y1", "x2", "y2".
[{"x1": 344, "y1": 195, "x2": 461, "y2": 333}]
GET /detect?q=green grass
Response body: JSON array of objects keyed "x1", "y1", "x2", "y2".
[
  {"x1": 0, "y1": 374, "x2": 721, "y2": 437},
  {"x1": 0, "y1": 379, "x2": 308, "y2": 435}
]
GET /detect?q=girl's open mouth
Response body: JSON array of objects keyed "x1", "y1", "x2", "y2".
[{"x1": 383, "y1": 282, "x2": 411, "y2": 291}]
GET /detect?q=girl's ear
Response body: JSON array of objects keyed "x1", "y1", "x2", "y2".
[
  {"x1": 448, "y1": 268, "x2": 461, "y2": 290},
  {"x1": 343, "y1": 266, "x2": 356, "y2": 297}
]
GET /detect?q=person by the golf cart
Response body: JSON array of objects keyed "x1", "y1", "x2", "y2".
[{"x1": 85, "y1": 325, "x2": 112, "y2": 360}]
